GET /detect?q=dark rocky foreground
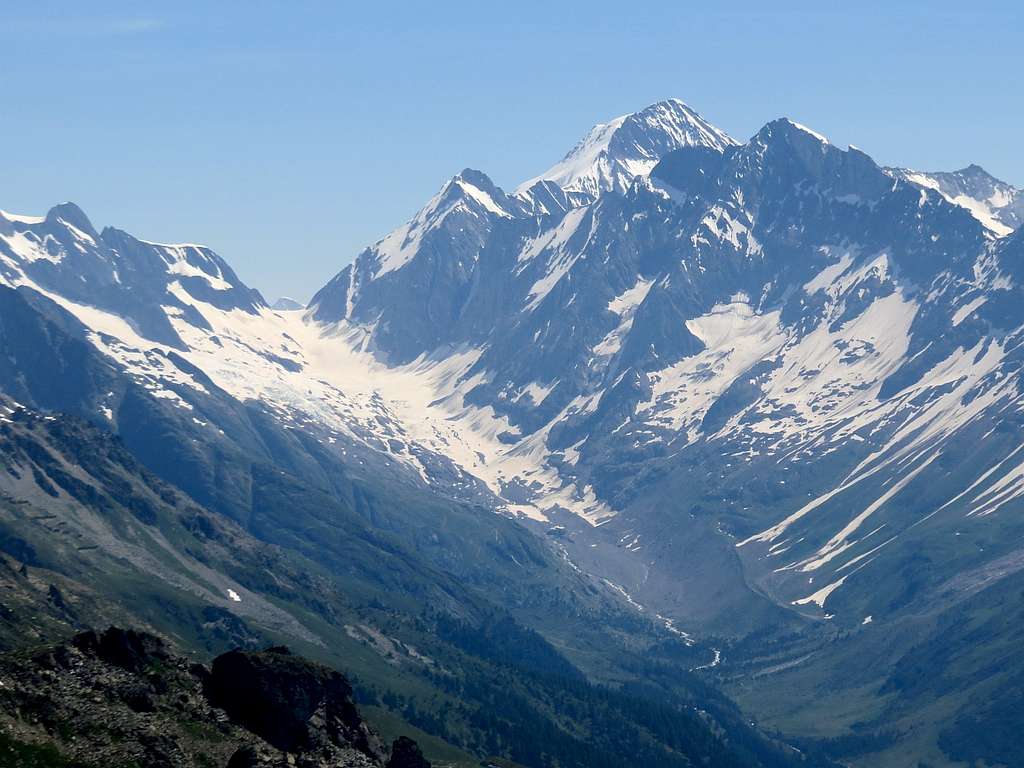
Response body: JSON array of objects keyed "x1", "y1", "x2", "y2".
[{"x1": 0, "y1": 627, "x2": 430, "y2": 768}]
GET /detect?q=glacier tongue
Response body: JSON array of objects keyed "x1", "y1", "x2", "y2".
[{"x1": 32, "y1": 273, "x2": 615, "y2": 524}]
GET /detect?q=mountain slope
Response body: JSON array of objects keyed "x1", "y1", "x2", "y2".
[{"x1": 0, "y1": 397, "x2": 829, "y2": 767}]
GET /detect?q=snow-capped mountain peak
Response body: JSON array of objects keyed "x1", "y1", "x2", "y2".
[
  {"x1": 44, "y1": 202, "x2": 101, "y2": 239},
  {"x1": 777, "y1": 117, "x2": 830, "y2": 144},
  {"x1": 748, "y1": 117, "x2": 833, "y2": 154},
  {"x1": 0, "y1": 202, "x2": 264, "y2": 348},
  {"x1": 356, "y1": 168, "x2": 521, "y2": 281},
  {"x1": 887, "y1": 163, "x2": 1023, "y2": 236},
  {"x1": 313, "y1": 100, "x2": 736, "y2": 315},
  {"x1": 515, "y1": 98, "x2": 736, "y2": 200}
]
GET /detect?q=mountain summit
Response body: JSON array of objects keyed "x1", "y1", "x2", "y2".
[
  {"x1": 310, "y1": 100, "x2": 740, "y2": 359},
  {"x1": 516, "y1": 98, "x2": 736, "y2": 200}
]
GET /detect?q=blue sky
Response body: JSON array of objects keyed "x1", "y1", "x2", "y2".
[{"x1": 3, "y1": 1, "x2": 1021, "y2": 301}]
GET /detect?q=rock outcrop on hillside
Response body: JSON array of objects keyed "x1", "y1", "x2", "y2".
[{"x1": 0, "y1": 627, "x2": 428, "y2": 768}]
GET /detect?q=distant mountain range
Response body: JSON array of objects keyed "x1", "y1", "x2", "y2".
[{"x1": 1, "y1": 98, "x2": 1022, "y2": 767}]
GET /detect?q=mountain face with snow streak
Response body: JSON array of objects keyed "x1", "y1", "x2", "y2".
[
  {"x1": 888, "y1": 163, "x2": 1024, "y2": 236},
  {"x1": 3, "y1": 98, "x2": 1024, "y2": 765}
]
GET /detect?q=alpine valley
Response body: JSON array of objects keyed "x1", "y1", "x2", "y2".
[{"x1": 1, "y1": 98, "x2": 1023, "y2": 767}]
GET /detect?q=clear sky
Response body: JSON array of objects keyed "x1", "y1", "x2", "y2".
[{"x1": 3, "y1": 1, "x2": 1021, "y2": 302}]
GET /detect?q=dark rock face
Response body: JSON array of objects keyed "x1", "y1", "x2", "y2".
[
  {"x1": 72, "y1": 626, "x2": 170, "y2": 673},
  {"x1": 228, "y1": 744, "x2": 273, "y2": 767},
  {"x1": 207, "y1": 645, "x2": 386, "y2": 762},
  {"x1": 0, "y1": 628, "x2": 417, "y2": 768},
  {"x1": 386, "y1": 736, "x2": 431, "y2": 768}
]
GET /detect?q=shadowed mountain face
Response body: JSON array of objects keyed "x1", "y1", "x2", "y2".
[{"x1": 1, "y1": 98, "x2": 1023, "y2": 766}]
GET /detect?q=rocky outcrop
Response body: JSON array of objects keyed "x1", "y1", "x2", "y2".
[
  {"x1": 386, "y1": 736, "x2": 431, "y2": 768},
  {"x1": 207, "y1": 645, "x2": 386, "y2": 765},
  {"x1": 0, "y1": 627, "x2": 424, "y2": 768}
]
